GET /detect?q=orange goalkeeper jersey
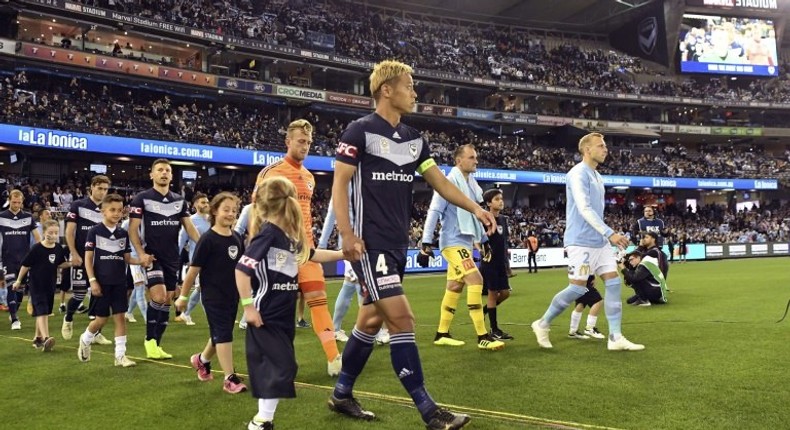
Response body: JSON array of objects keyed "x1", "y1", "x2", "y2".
[{"x1": 253, "y1": 155, "x2": 315, "y2": 245}]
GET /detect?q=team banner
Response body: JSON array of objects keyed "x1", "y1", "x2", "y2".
[
  {"x1": 608, "y1": 0, "x2": 669, "y2": 66},
  {"x1": 1, "y1": 124, "x2": 778, "y2": 190}
]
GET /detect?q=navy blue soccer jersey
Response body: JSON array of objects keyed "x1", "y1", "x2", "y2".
[
  {"x1": 335, "y1": 113, "x2": 435, "y2": 250},
  {"x1": 129, "y1": 188, "x2": 189, "y2": 266},
  {"x1": 482, "y1": 215, "x2": 509, "y2": 271},
  {"x1": 635, "y1": 217, "x2": 666, "y2": 247},
  {"x1": 0, "y1": 209, "x2": 36, "y2": 273},
  {"x1": 21, "y1": 243, "x2": 67, "y2": 289},
  {"x1": 66, "y1": 197, "x2": 103, "y2": 258},
  {"x1": 236, "y1": 223, "x2": 301, "y2": 333},
  {"x1": 85, "y1": 223, "x2": 130, "y2": 285}
]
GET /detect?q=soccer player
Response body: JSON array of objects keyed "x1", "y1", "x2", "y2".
[
  {"x1": 327, "y1": 59, "x2": 495, "y2": 429},
  {"x1": 176, "y1": 192, "x2": 247, "y2": 393},
  {"x1": 63, "y1": 175, "x2": 112, "y2": 345},
  {"x1": 77, "y1": 194, "x2": 143, "y2": 367},
  {"x1": 175, "y1": 192, "x2": 211, "y2": 326},
  {"x1": 14, "y1": 220, "x2": 71, "y2": 351},
  {"x1": 568, "y1": 276, "x2": 606, "y2": 340},
  {"x1": 480, "y1": 188, "x2": 513, "y2": 341},
  {"x1": 129, "y1": 158, "x2": 200, "y2": 359},
  {"x1": 530, "y1": 132, "x2": 644, "y2": 351},
  {"x1": 420, "y1": 144, "x2": 504, "y2": 351},
  {"x1": 632, "y1": 206, "x2": 666, "y2": 248},
  {"x1": 239, "y1": 177, "x2": 343, "y2": 430},
  {"x1": 251, "y1": 119, "x2": 340, "y2": 376},
  {"x1": 1, "y1": 189, "x2": 42, "y2": 330}
]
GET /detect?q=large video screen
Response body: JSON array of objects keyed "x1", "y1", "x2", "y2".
[{"x1": 679, "y1": 14, "x2": 778, "y2": 76}]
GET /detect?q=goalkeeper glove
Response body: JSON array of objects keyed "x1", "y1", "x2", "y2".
[
  {"x1": 417, "y1": 243, "x2": 434, "y2": 267},
  {"x1": 480, "y1": 242, "x2": 493, "y2": 263}
]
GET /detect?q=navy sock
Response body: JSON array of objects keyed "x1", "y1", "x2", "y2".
[
  {"x1": 390, "y1": 332, "x2": 437, "y2": 422},
  {"x1": 146, "y1": 302, "x2": 160, "y2": 341},
  {"x1": 65, "y1": 293, "x2": 84, "y2": 322},
  {"x1": 156, "y1": 305, "x2": 171, "y2": 343},
  {"x1": 488, "y1": 307, "x2": 498, "y2": 331},
  {"x1": 7, "y1": 288, "x2": 19, "y2": 321},
  {"x1": 333, "y1": 328, "x2": 375, "y2": 399}
]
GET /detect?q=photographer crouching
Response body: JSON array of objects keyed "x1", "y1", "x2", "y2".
[{"x1": 618, "y1": 250, "x2": 669, "y2": 307}]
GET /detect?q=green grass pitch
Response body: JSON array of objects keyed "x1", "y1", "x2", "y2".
[{"x1": 2, "y1": 257, "x2": 788, "y2": 429}]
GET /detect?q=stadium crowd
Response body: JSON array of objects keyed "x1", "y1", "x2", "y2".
[
  {"x1": 3, "y1": 71, "x2": 788, "y2": 182},
  {"x1": 66, "y1": 0, "x2": 790, "y2": 104},
  {"x1": 4, "y1": 174, "x2": 788, "y2": 250}
]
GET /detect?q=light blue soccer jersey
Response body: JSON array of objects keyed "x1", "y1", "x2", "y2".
[
  {"x1": 563, "y1": 162, "x2": 614, "y2": 248},
  {"x1": 178, "y1": 213, "x2": 210, "y2": 261},
  {"x1": 421, "y1": 192, "x2": 475, "y2": 250}
]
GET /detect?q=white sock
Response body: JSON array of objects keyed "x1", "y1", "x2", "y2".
[
  {"x1": 114, "y1": 335, "x2": 127, "y2": 359},
  {"x1": 255, "y1": 398, "x2": 279, "y2": 422},
  {"x1": 586, "y1": 315, "x2": 598, "y2": 330},
  {"x1": 200, "y1": 354, "x2": 210, "y2": 364},
  {"x1": 570, "y1": 311, "x2": 582, "y2": 333},
  {"x1": 81, "y1": 329, "x2": 96, "y2": 346}
]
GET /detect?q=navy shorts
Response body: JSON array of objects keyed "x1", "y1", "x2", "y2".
[
  {"x1": 204, "y1": 299, "x2": 238, "y2": 345},
  {"x1": 576, "y1": 285, "x2": 603, "y2": 308},
  {"x1": 90, "y1": 284, "x2": 129, "y2": 317},
  {"x1": 145, "y1": 261, "x2": 179, "y2": 291},
  {"x1": 246, "y1": 324, "x2": 297, "y2": 399},
  {"x1": 351, "y1": 249, "x2": 406, "y2": 305},
  {"x1": 481, "y1": 266, "x2": 510, "y2": 293},
  {"x1": 30, "y1": 284, "x2": 56, "y2": 317}
]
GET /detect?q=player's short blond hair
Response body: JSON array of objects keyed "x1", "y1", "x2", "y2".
[
  {"x1": 578, "y1": 132, "x2": 604, "y2": 154},
  {"x1": 287, "y1": 119, "x2": 313, "y2": 137},
  {"x1": 9, "y1": 189, "x2": 23, "y2": 200},
  {"x1": 369, "y1": 60, "x2": 413, "y2": 100}
]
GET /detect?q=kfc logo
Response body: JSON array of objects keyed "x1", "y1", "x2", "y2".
[
  {"x1": 336, "y1": 142, "x2": 358, "y2": 159},
  {"x1": 239, "y1": 255, "x2": 258, "y2": 269},
  {"x1": 130, "y1": 207, "x2": 143, "y2": 215}
]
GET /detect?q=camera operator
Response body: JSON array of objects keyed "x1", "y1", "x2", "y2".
[{"x1": 618, "y1": 249, "x2": 669, "y2": 307}]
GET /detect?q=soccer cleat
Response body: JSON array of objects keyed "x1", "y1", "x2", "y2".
[
  {"x1": 174, "y1": 315, "x2": 184, "y2": 323},
  {"x1": 42, "y1": 337, "x2": 55, "y2": 352},
  {"x1": 607, "y1": 335, "x2": 645, "y2": 351},
  {"x1": 125, "y1": 313, "x2": 137, "y2": 323},
  {"x1": 638, "y1": 300, "x2": 652, "y2": 307},
  {"x1": 238, "y1": 320, "x2": 248, "y2": 330},
  {"x1": 568, "y1": 331, "x2": 590, "y2": 340},
  {"x1": 78, "y1": 339, "x2": 91, "y2": 362},
  {"x1": 247, "y1": 419, "x2": 274, "y2": 430},
  {"x1": 334, "y1": 330, "x2": 349, "y2": 342},
  {"x1": 144, "y1": 339, "x2": 162, "y2": 359},
  {"x1": 433, "y1": 333, "x2": 465, "y2": 347},
  {"x1": 327, "y1": 354, "x2": 342, "y2": 377},
  {"x1": 58, "y1": 303, "x2": 66, "y2": 314},
  {"x1": 92, "y1": 333, "x2": 113, "y2": 345},
  {"x1": 157, "y1": 346, "x2": 173, "y2": 359},
  {"x1": 296, "y1": 319, "x2": 311, "y2": 328},
  {"x1": 223, "y1": 374, "x2": 247, "y2": 394},
  {"x1": 182, "y1": 314, "x2": 195, "y2": 326},
  {"x1": 115, "y1": 355, "x2": 137, "y2": 367},
  {"x1": 491, "y1": 329, "x2": 514, "y2": 340},
  {"x1": 11, "y1": 320, "x2": 21, "y2": 330},
  {"x1": 531, "y1": 320, "x2": 552, "y2": 349},
  {"x1": 190, "y1": 353, "x2": 214, "y2": 381},
  {"x1": 61, "y1": 318, "x2": 73, "y2": 339},
  {"x1": 626, "y1": 295, "x2": 640, "y2": 305},
  {"x1": 584, "y1": 327, "x2": 606, "y2": 339},
  {"x1": 375, "y1": 328, "x2": 390, "y2": 345},
  {"x1": 425, "y1": 408, "x2": 471, "y2": 430},
  {"x1": 328, "y1": 395, "x2": 376, "y2": 421},
  {"x1": 477, "y1": 334, "x2": 505, "y2": 351},
  {"x1": 32, "y1": 338, "x2": 44, "y2": 349}
]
